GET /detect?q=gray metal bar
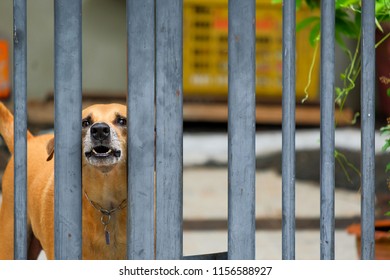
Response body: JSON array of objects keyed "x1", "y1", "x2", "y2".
[
  {"x1": 54, "y1": 0, "x2": 82, "y2": 260},
  {"x1": 360, "y1": 0, "x2": 376, "y2": 260},
  {"x1": 320, "y1": 0, "x2": 336, "y2": 260},
  {"x1": 281, "y1": 0, "x2": 296, "y2": 260},
  {"x1": 13, "y1": 0, "x2": 27, "y2": 260},
  {"x1": 227, "y1": 0, "x2": 256, "y2": 260},
  {"x1": 155, "y1": 0, "x2": 183, "y2": 260},
  {"x1": 127, "y1": 0, "x2": 155, "y2": 260}
]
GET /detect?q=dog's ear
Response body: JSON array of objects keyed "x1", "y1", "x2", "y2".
[{"x1": 46, "y1": 137, "x2": 55, "y2": 161}]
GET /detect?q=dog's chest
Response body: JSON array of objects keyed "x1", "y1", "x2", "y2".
[{"x1": 82, "y1": 211, "x2": 127, "y2": 259}]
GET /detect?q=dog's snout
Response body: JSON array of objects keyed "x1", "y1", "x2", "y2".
[{"x1": 91, "y1": 123, "x2": 110, "y2": 141}]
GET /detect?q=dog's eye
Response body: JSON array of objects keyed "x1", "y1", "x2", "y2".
[
  {"x1": 117, "y1": 117, "x2": 127, "y2": 126},
  {"x1": 82, "y1": 119, "x2": 91, "y2": 128}
]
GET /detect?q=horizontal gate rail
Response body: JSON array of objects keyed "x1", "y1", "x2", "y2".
[
  {"x1": 13, "y1": 0, "x2": 28, "y2": 260},
  {"x1": 54, "y1": 0, "x2": 82, "y2": 260}
]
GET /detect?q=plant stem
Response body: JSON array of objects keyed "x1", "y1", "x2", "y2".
[
  {"x1": 376, "y1": 31, "x2": 390, "y2": 48},
  {"x1": 302, "y1": 40, "x2": 319, "y2": 103}
]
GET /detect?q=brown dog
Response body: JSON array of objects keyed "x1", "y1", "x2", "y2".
[{"x1": 0, "y1": 102, "x2": 128, "y2": 259}]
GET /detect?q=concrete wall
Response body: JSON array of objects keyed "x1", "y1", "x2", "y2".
[{"x1": 0, "y1": 0, "x2": 127, "y2": 100}]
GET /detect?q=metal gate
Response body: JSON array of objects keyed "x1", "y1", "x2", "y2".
[{"x1": 10, "y1": 0, "x2": 376, "y2": 260}]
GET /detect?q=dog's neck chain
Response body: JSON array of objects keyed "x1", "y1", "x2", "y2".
[{"x1": 84, "y1": 192, "x2": 127, "y2": 245}]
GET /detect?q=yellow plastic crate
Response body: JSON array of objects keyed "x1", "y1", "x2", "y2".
[{"x1": 183, "y1": 0, "x2": 319, "y2": 100}]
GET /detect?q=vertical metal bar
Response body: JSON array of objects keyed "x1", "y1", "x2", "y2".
[
  {"x1": 127, "y1": 0, "x2": 155, "y2": 260},
  {"x1": 228, "y1": 0, "x2": 256, "y2": 260},
  {"x1": 360, "y1": 0, "x2": 376, "y2": 260},
  {"x1": 13, "y1": 0, "x2": 27, "y2": 260},
  {"x1": 281, "y1": 0, "x2": 296, "y2": 260},
  {"x1": 320, "y1": 0, "x2": 336, "y2": 260},
  {"x1": 155, "y1": 0, "x2": 183, "y2": 260},
  {"x1": 54, "y1": 0, "x2": 82, "y2": 260}
]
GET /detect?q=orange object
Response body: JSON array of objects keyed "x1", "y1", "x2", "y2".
[{"x1": 0, "y1": 40, "x2": 10, "y2": 99}]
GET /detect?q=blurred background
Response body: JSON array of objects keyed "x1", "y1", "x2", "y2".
[{"x1": 0, "y1": 0, "x2": 389, "y2": 259}]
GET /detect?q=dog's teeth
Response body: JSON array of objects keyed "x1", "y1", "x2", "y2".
[{"x1": 91, "y1": 148, "x2": 112, "y2": 155}]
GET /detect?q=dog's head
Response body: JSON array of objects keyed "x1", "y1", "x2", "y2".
[
  {"x1": 81, "y1": 103, "x2": 127, "y2": 172},
  {"x1": 46, "y1": 103, "x2": 127, "y2": 173}
]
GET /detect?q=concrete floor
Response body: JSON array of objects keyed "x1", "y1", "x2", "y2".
[{"x1": 182, "y1": 168, "x2": 359, "y2": 260}]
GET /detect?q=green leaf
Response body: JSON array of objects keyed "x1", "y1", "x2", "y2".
[
  {"x1": 376, "y1": 18, "x2": 384, "y2": 33},
  {"x1": 336, "y1": 0, "x2": 361, "y2": 9},
  {"x1": 386, "y1": 163, "x2": 390, "y2": 173},
  {"x1": 382, "y1": 139, "x2": 390, "y2": 152},
  {"x1": 335, "y1": 16, "x2": 360, "y2": 38},
  {"x1": 296, "y1": 16, "x2": 320, "y2": 32},
  {"x1": 335, "y1": 9, "x2": 351, "y2": 18},
  {"x1": 354, "y1": 11, "x2": 361, "y2": 28},
  {"x1": 309, "y1": 23, "x2": 321, "y2": 47},
  {"x1": 304, "y1": 0, "x2": 320, "y2": 9},
  {"x1": 376, "y1": 0, "x2": 390, "y2": 17},
  {"x1": 387, "y1": 87, "x2": 390, "y2": 97},
  {"x1": 380, "y1": 125, "x2": 390, "y2": 135}
]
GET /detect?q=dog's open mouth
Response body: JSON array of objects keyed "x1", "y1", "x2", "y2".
[{"x1": 85, "y1": 146, "x2": 121, "y2": 158}]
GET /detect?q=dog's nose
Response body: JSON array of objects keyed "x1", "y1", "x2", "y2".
[{"x1": 91, "y1": 123, "x2": 110, "y2": 141}]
